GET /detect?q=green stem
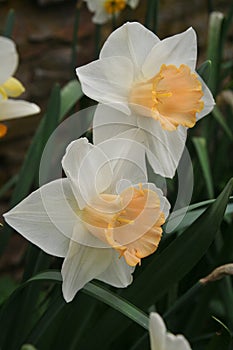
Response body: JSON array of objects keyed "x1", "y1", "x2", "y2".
[
  {"x1": 207, "y1": 11, "x2": 224, "y2": 97},
  {"x1": 112, "y1": 12, "x2": 117, "y2": 31},
  {"x1": 71, "y1": 4, "x2": 80, "y2": 78},
  {"x1": 95, "y1": 24, "x2": 101, "y2": 59},
  {"x1": 0, "y1": 174, "x2": 18, "y2": 200},
  {"x1": 3, "y1": 9, "x2": 15, "y2": 38},
  {"x1": 145, "y1": 0, "x2": 159, "y2": 33},
  {"x1": 164, "y1": 282, "x2": 203, "y2": 320}
]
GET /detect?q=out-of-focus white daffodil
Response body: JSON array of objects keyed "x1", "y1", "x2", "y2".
[
  {"x1": 0, "y1": 36, "x2": 40, "y2": 137},
  {"x1": 4, "y1": 137, "x2": 170, "y2": 302},
  {"x1": 149, "y1": 312, "x2": 192, "y2": 350},
  {"x1": 84, "y1": 0, "x2": 139, "y2": 24},
  {"x1": 76, "y1": 22, "x2": 215, "y2": 177}
]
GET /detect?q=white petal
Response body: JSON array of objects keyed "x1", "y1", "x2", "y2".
[
  {"x1": 84, "y1": 0, "x2": 98, "y2": 12},
  {"x1": 128, "y1": 0, "x2": 140, "y2": 9},
  {"x1": 146, "y1": 183, "x2": 171, "y2": 219},
  {"x1": 149, "y1": 313, "x2": 166, "y2": 350},
  {"x1": 0, "y1": 36, "x2": 18, "y2": 84},
  {"x1": 166, "y1": 333, "x2": 192, "y2": 350},
  {"x1": 97, "y1": 131, "x2": 148, "y2": 193},
  {"x1": 137, "y1": 117, "x2": 187, "y2": 178},
  {"x1": 76, "y1": 56, "x2": 134, "y2": 114},
  {"x1": 93, "y1": 105, "x2": 147, "y2": 188},
  {"x1": 72, "y1": 219, "x2": 109, "y2": 248},
  {"x1": 0, "y1": 99, "x2": 40, "y2": 120},
  {"x1": 62, "y1": 138, "x2": 113, "y2": 209},
  {"x1": 197, "y1": 76, "x2": 215, "y2": 120},
  {"x1": 61, "y1": 240, "x2": 112, "y2": 302},
  {"x1": 100, "y1": 22, "x2": 160, "y2": 79},
  {"x1": 96, "y1": 251, "x2": 134, "y2": 287},
  {"x1": 142, "y1": 28, "x2": 197, "y2": 80},
  {"x1": 93, "y1": 103, "x2": 137, "y2": 145},
  {"x1": 3, "y1": 179, "x2": 75, "y2": 257},
  {"x1": 92, "y1": 9, "x2": 110, "y2": 24}
]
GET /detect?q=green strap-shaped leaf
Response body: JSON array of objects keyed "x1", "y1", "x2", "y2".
[
  {"x1": 84, "y1": 283, "x2": 149, "y2": 330},
  {"x1": 197, "y1": 60, "x2": 212, "y2": 84},
  {"x1": 2, "y1": 9, "x2": 15, "y2": 38},
  {"x1": 212, "y1": 106, "x2": 233, "y2": 141},
  {"x1": 0, "y1": 270, "x2": 149, "y2": 346},
  {"x1": 29, "y1": 271, "x2": 149, "y2": 330},
  {"x1": 193, "y1": 136, "x2": 214, "y2": 199},
  {"x1": 60, "y1": 80, "x2": 83, "y2": 119},
  {"x1": 207, "y1": 11, "x2": 224, "y2": 96}
]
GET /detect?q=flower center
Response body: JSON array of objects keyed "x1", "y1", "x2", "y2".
[
  {"x1": 129, "y1": 64, "x2": 204, "y2": 131},
  {"x1": 104, "y1": 0, "x2": 127, "y2": 14},
  {"x1": 0, "y1": 77, "x2": 25, "y2": 101},
  {"x1": 82, "y1": 184, "x2": 165, "y2": 266}
]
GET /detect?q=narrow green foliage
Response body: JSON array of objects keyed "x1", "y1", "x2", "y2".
[
  {"x1": 0, "y1": 174, "x2": 18, "y2": 200},
  {"x1": 222, "y1": 1, "x2": 233, "y2": 42},
  {"x1": 27, "y1": 289, "x2": 66, "y2": 346},
  {"x1": 145, "y1": 0, "x2": 159, "y2": 33},
  {"x1": 0, "y1": 276, "x2": 18, "y2": 305},
  {"x1": 197, "y1": 60, "x2": 212, "y2": 84},
  {"x1": 207, "y1": 12, "x2": 224, "y2": 96},
  {"x1": 193, "y1": 137, "x2": 214, "y2": 198},
  {"x1": 71, "y1": 6, "x2": 80, "y2": 77},
  {"x1": 21, "y1": 345, "x2": 37, "y2": 350},
  {"x1": 2, "y1": 9, "x2": 15, "y2": 38},
  {"x1": 212, "y1": 106, "x2": 233, "y2": 141},
  {"x1": 95, "y1": 24, "x2": 101, "y2": 59},
  {"x1": 84, "y1": 283, "x2": 149, "y2": 330},
  {"x1": 60, "y1": 80, "x2": 83, "y2": 118},
  {"x1": 28, "y1": 271, "x2": 149, "y2": 330}
]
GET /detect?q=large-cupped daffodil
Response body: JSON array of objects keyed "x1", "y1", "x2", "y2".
[
  {"x1": 76, "y1": 22, "x2": 215, "y2": 178},
  {"x1": 4, "y1": 137, "x2": 170, "y2": 302},
  {"x1": 0, "y1": 36, "x2": 40, "y2": 137}
]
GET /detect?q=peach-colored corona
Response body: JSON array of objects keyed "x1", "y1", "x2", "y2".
[
  {"x1": 82, "y1": 184, "x2": 165, "y2": 266},
  {"x1": 130, "y1": 64, "x2": 204, "y2": 131}
]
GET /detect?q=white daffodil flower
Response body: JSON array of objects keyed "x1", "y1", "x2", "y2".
[
  {"x1": 76, "y1": 22, "x2": 215, "y2": 177},
  {"x1": 0, "y1": 36, "x2": 40, "y2": 137},
  {"x1": 4, "y1": 137, "x2": 170, "y2": 302},
  {"x1": 149, "y1": 313, "x2": 192, "y2": 350},
  {"x1": 84, "y1": 0, "x2": 139, "y2": 24}
]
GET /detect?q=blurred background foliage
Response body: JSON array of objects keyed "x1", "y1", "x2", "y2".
[{"x1": 0, "y1": 0, "x2": 233, "y2": 349}]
